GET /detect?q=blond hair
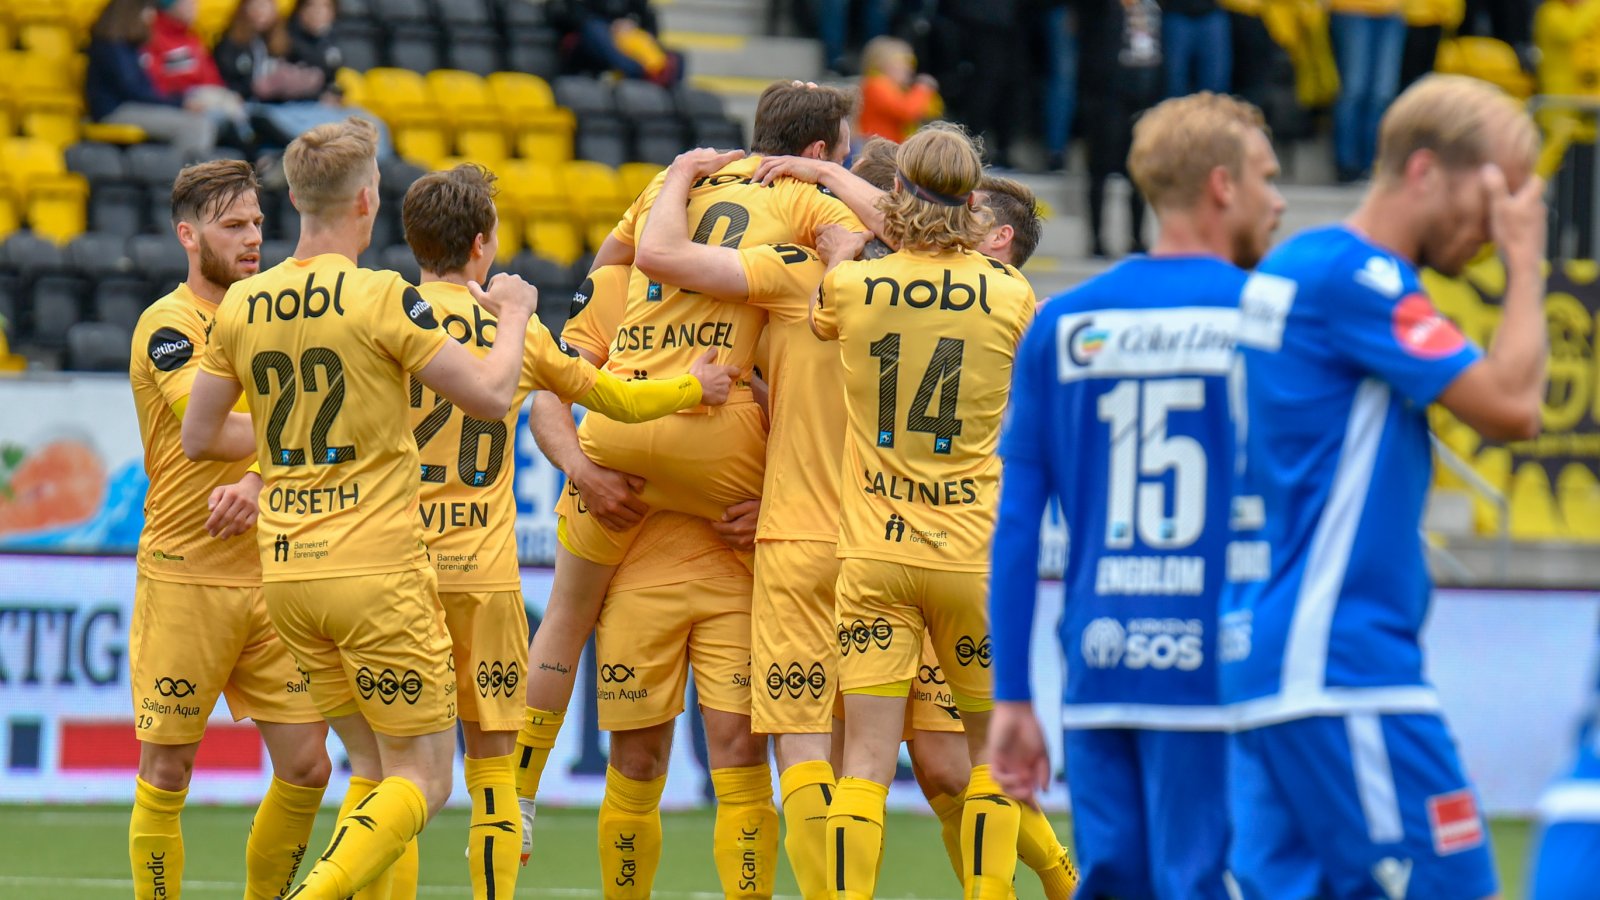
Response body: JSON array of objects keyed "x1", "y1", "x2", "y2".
[
  {"x1": 1128, "y1": 92, "x2": 1266, "y2": 211},
  {"x1": 1375, "y1": 74, "x2": 1539, "y2": 183},
  {"x1": 876, "y1": 122, "x2": 992, "y2": 252},
  {"x1": 283, "y1": 116, "x2": 379, "y2": 218},
  {"x1": 862, "y1": 35, "x2": 914, "y2": 76}
]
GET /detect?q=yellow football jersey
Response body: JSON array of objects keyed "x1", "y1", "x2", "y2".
[
  {"x1": 732, "y1": 243, "x2": 839, "y2": 542},
  {"x1": 561, "y1": 265, "x2": 631, "y2": 362},
  {"x1": 814, "y1": 249, "x2": 1036, "y2": 572},
  {"x1": 199, "y1": 254, "x2": 448, "y2": 582},
  {"x1": 608, "y1": 511, "x2": 751, "y2": 593},
  {"x1": 411, "y1": 280, "x2": 600, "y2": 591},
  {"x1": 604, "y1": 157, "x2": 863, "y2": 407},
  {"x1": 130, "y1": 283, "x2": 262, "y2": 586}
]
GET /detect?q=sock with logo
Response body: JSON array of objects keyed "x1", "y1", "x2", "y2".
[
  {"x1": 778, "y1": 760, "x2": 836, "y2": 899},
  {"x1": 386, "y1": 838, "x2": 418, "y2": 900},
  {"x1": 596, "y1": 767, "x2": 666, "y2": 899},
  {"x1": 961, "y1": 765, "x2": 1021, "y2": 899},
  {"x1": 927, "y1": 791, "x2": 966, "y2": 886},
  {"x1": 130, "y1": 776, "x2": 187, "y2": 900},
  {"x1": 326, "y1": 778, "x2": 394, "y2": 900},
  {"x1": 244, "y1": 776, "x2": 326, "y2": 900},
  {"x1": 711, "y1": 765, "x2": 779, "y2": 899},
  {"x1": 1016, "y1": 802, "x2": 1078, "y2": 900},
  {"x1": 287, "y1": 777, "x2": 427, "y2": 900},
  {"x1": 514, "y1": 707, "x2": 565, "y2": 801},
  {"x1": 823, "y1": 777, "x2": 889, "y2": 900},
  {"x1": 465, "y1": 754, "x2": 523, "y2": 900}
]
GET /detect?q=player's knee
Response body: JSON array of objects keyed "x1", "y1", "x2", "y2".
[
  {"x1": 704, "y1": 714, "x2": 767, "y2": 770},
  {"x1": 138, "y1": 744, "x2": 196, "y2": 792},
  {"x1": 276, "y1": 743, "x2": 332, "y2": 789},
  {"x1": 910, "y1": 752, "x2": 968, "y2": 800},
  {"x1": 609, "y1": 727, "x2": 673, "y2": 781}
]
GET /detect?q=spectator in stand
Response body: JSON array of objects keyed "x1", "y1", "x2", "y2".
[
  {"x1": 144, "y1": 0, "x2": 252, "y2": 148},
  {"x1": 1082, "y1": 0, "x2": 1162, "y2": 256},
  {"x1": 943, "y1": 0, "x2": 1024, "y2": 167},
  {"x1": 214, "y1": 0, "x2": 392, "y2": 159},
  {"x1": 816, "y1": 0, "x2": 895, "y2": 74},
  {"x1": 287, "y1": 0, "x2": 344, "y2": 87},
  {"x1": 1163, "y1": 0, "x2": 1232, "y2": 96},
  {"x1": 857, "y1": 37, "x2": 941, "y2": 143},
  {"x1": 552, "y1": 0, "x2": 684, "y2": 86},
  {"x1": 1328, "y1": 0, "x2": 1406, "y2": 182},
  {"x1": 1400, "y1": 0, "x2": 1464, "y2": 88},
  {"x1": 1534, "y1": 0, "x2": 1600, "y2": 134},
  {"x1": 86, "y1": 0, "x2": 221, "y2": 159},
  {"x1": 1040, "y1": 0, "x2": 1079, "y2": 171}
]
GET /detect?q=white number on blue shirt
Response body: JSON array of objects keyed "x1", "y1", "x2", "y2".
[{"x1": 1097, "y1": 378, "x2": 1206, "y2": 550}]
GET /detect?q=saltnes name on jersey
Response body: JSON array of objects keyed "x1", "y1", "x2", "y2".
[
  {"x1": 1095, "y1": 554, "x2": 1205, "y2": 596},
  {"x1": 246, "y1": 271, "x2": 347, "y2": 324},
  {"x1": 612, "y1": 320, "x2": 738, "y2": 353},
  {"x1": 861, "y1": 269, "x2": 997, "y2": 314},
  {"x1": 861, "y1": 468, "x2": 979, "y2": 505}
]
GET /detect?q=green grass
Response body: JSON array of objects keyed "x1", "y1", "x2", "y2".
[{"x1": 0, "y1": 805, "x2": 1536, "y2": 898}]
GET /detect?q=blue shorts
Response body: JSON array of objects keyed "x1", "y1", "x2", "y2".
[
  {"x1": 1229, "y1": 713, "x2": 1497, "y2": 900},
  {"x1": 1530, "y1": 778, "x2": 1600, "y2": 900},
  {"x1": 1064, "y1": 728, "x2": 1231, "y2": 899}
]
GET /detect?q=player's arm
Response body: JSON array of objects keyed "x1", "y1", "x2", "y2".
[
  {"x1": 181, "y1": 371, "x2": 257, "y2": 461},
  {"x1": 529, "y1": 388, "x2": 649, "y2": 532},
  {"x1": 1436, "y1": 166, "x2": 1548, "y2": 441},
  {"x1": 754, "y1": 156, "x2": 888, "y2": 241},
  {"x1": 590, "y1": 233, "x2": 635, "y2": 272},
  {"x1": 588, "y1": 176, "x2": 655, "y2": 273},
  {"x1": 634, "y1": 148, "x2": 753, "y2": 297},
  {"x1": 808, "y1": 226, "x2": 870, "y2": 340},
  {"x1": 415, "y1": 274, "x2": 539, "y2": 419}
]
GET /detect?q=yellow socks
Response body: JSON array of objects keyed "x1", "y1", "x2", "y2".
[
  {"x1": 244, "y1": 776, "x2": 325, "y2": 900},
  {"x1": 286, "y1": 776, "x2": 428, "y2": 900},
  {"x1": 711, "y1": 765, "x2": 779, "y2": 899},
  {"x1": 597, "y1": 767, "x2": 666, "y2": 899},
  {"x1": 514, "y1": 707, "x2": 565, "y2": 800},
  {"x1": 466, "y1": 754, "x2": 523, "y2": 899},
  {"x1": 327, "y1": 778, "x2": 394, "y2": 900},
  {"x1": 778, "y1": 760, "x2": 836, "y2": 899},
  {"x1": 927, "y1": 791, "x2": 965, "y2": 886},
  {"x1": 961, "y1": 765, "x2": 1021, "y2": 899},
  {"x1": 130, "y1": 776, "x2": 186, "y2": 900},
  {"x1": 823, "y1": 777, "x2": 888, "y2": 900},
  {"x1": 387, "y1": 838, "x2": 418, "y2": 900},
  {"x1": 1016, "y1": 803, "x2": 1078, "y2": 900}
]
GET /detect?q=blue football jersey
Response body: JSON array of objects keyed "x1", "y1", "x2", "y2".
[
  {"x1": 993, "y1": 256, "x2": 1260, "y2": 728},
  {"x1": 1220, "y1": 226, "x2": 1481, "y2": 725}
]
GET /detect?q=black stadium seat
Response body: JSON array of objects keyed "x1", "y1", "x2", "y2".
[
  {"x1": 388, "y1": 27, "x2": 442, "y2": 72},
  {"x1": 128, "y1": 234, "x2": 189, "y2": 289},
  {"x1": 259, "y1": 239, "x2": 295, "y2": 268},
  {"x1": 127, "y1": 144, "x2": 189, "y2": 184},
  {"x1": 65, "y1": 141, "x2": 130, "y2": 187},
  {"x1": 692, "y1": 117, "x2": 744, "y2": 151},
  {"x1": 0, "y1": 273, "x2": 20, "y2": 339},
  {"x1": 577, "y1": 128, "x2": 629, "y2": 169},
  {"x1": 67, "y1": 322, "x2": 132, "y2": 372},
  {"x1": 368, "y1": 211, "x2": 400, "y2": 257},
  {"x1": 554, "y1": 76, "x2": 616, "y2": 118},
  {"x1": 617, "y1": 81, "x2": 676, "y2": 120},
  {"x1": 445, "y1": 30, "x2": 502, "y2": 77},
  {"x1": 381, "y1": 243, "x2": 422, "y2": 284},
  {"x1": 506, "y1": 39, "x2": 561, "y2": 79},
  {"x1": 498, "y1": 0, "x2": 547, "y2": 28},
  {"x1": 67, "y1": 231, "x2": 134, "y2": 284},
  {"x1": 333, "y1": 24, "x2": 382, "y2": 71},
  {"x1": 28, "y1": 275, "x2": 89, "y2": 349},
  {"x1": 436, "y1": 0, "x2": 493, "y2": 27},
  {"x1": 380, "y1": 158, "x2": 429, "y2": 201},
  {"x1": 89, "y1": 184, "x2": 145, "y2": 237},
  {"x1": 3, "y1": 231, "x2": 67, "y2": 282},
  {"x1": 93, "y1": 278, "x2": 149, "y2": 334},
  {"x1": 675, "y1": 87, "x2": 728, "y2": 120},
  {"x1": 373, "y1": 0, "x2": 430, "y2": 23}
]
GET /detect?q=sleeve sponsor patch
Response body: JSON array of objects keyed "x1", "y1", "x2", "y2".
[
  {"x1": 147, "y1": 326, "x2": 195, "y2": 372},
  {"x1": 401, "y1": 286, "x2": 438, "y2": 330},
  {"x1": 569, "y1": 277, "x2": 594, "y2": 321},
  {"x1": 1427, "y1": 788, "x2": 1485, "y2": 855},
  {"x1": 1391, "y1": 293, "x2": 1465, "y2": 359}
]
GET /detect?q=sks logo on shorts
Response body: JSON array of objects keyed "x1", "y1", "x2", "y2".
[
  {"x1": 153, "y1": 676, "x2": 196, "y2": 698},
  {"x1": 838, "y1": 618, "x2": 894, "y2": 656},
  {"x1": 355, "y1": 667, "x2": 424, "y2": 705},
  {"x1": 954, "y1": 635, "x2": 991, "y2": 668},
  {"x1": 600, "y1": 664, "x2": 637, "y2": 684},
  {"x1": 147, "y1": 327, "x2": 195, "y2": 372},
  {"x1": 1392, "y1": 293, "x2": 1466, "y2": 359},
  {"x1": 766, "y1": 662, "x2": 828, "y2": 700},
  {"x1": 476, "y1": 660, "x2": 523, "y2": 698},
  {"x1": 1081, "y1": 618, "x2": 1127, "y2": 668},
  {"x1": 273, "y1": 534, "x2": 290, "y2": 563},
  {"x1": 884, "y1": 514, "x2": 907, "y2": 542}
]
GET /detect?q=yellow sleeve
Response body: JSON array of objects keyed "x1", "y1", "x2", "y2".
[
  {"x1": 779, "y1": 180, "x2": 865, "y2": 247},
  {"x1": 610, "y1": 172, "x2": 664, "y2": 246},
  {"x1": 561, "y1": 265, "x2": 631, "y2": 362},
  {"x1": 813, "y1": 267, "x2": 842, "y2": 341},
  {"x1": 373, "y1": 277, "x2": 450, "y2": 373},
  {"x1": 521, "y1": 318, "x2": 601, "y2": 402},
  {"x1": 739, "y1": 244, "x2": 826, "y2": 324},
  {"x1": 197, "y1": 303, "x2": 239, "y2": 381},
  {"x1": 576, "y1": 370, "x2": 703, "y2": 423},
  {"x1": 139, "y1": 311, "x2": 204, "y2": 412}
]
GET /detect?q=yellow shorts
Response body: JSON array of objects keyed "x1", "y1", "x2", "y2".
[
  {"x1": 751, "y1": 540, "x2": 839, "y2": 734},
  {"x1": 593, "y1": 571, "x2": 753, "y2": 732},
  {"x1": 130, "y1": 576, "x2": 320, "y2": 745},
  {"x1": 440, "y1": 590, "x2": 530, "y2": 732},
  {"x1": 909, "y1": 631, "x2": 964, "y2": 734},
  {"x1": 264, "y1": 568, "x2": 457, "y2": 737},
  {"x1": 834, "y1": 558, "x2": 993, "y2": 708},
  {"x1": 562, "y1": 402, "x2": 767, "y2": 566}
]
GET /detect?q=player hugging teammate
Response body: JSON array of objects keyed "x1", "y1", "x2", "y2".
[{"x1": 132, "y1": 67, "x2": 1557, "y2": 900}]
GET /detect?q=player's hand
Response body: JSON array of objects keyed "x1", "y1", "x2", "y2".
[
  {"x1": 987, "y1": 701, "x2": 1051, "y2": 808},
  {"x1": 711, "y1": 499, "x2": 761, "y2": 551},
  {"x1": 1484, "y1": 163, "x2": 1547, "y2": 275},
  {"x1": 670, "y1": 147, "x2": 745, "y2": 179},
  {"x1": 205, "y1": 471, "x2": 263, "y2": 539},
  {"x1": 689, "y1": 348, "x2": 740, "y2": 406},
  {"x1": 815, "y1": 224, "x2": 870, "y2": 266},
  {"x1": 571, "y1": 461, "x2": 650, "y2": 532},
  {"x1": 754, "y1": 155, "x2": 833, "y2": 187},
  {"x1": 470, "y1": 272, "x2": 539, "y2": 322}
]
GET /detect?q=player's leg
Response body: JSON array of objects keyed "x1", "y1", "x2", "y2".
[
  {"x1": 1225, "y1": 726, "x2": 1323, "y2": 900},
  {"x1": 925, "y1": 568, "x2": 1022, "y2": 900},
  {"x1": 1530, "y1": 812, "x2": 1600, "y2": 900},
  {"x1": 600, "y1": 722, "x2": 673, "y2": 899},
  {"x1": 828, "y1": 558, "x2": 924, "y2": 900},
  {"x1": 1064, "y1": 728, "x2": 1153, "y2": 899},
  {"x1": 695, "y1": 590, "x2": 777, "y2": 900},
  {"x1": 753, "y1": 541, "x2": 841, "y2": 898},
  {"x1": 1137, "y1": 729, "x2": 1230, "y2": 899},
  {"x1": 127, "y1": 578, "x2": 247, "y2": 900},
  {"x1": 909, "y1": 730, "x2": 970, "y2": 884},
  {"x1": 446, "y1": 589, "x2": 531, "y2": 898}
]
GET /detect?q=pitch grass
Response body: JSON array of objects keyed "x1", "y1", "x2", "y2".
[{"x1": 0, "y1": 804, "x2": 1535, "y2": 898}]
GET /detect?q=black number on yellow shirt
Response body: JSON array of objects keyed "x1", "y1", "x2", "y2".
[
  {"x1": 771, "y1": 243, "x2": 811, "y2": 265},
  {"x1": 408, "y1": 379, "x2": 508, "y2": 489},
  {"x1": 691, "y1": 200, "x2": 751, "y2": 249},
  {"x1": 869, "y1": 333, "x2": 965, "y2": 455},
  {"x1": 251, "y1": 348, "x2": 356, "y2": 467}
]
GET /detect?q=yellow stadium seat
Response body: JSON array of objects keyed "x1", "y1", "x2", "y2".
[
  {"x1": 1557, "y1": 464, "x2": 1600, "y2": 542},
  {"x1": 426, "y1": 70, "x2": 497, "y2": 123},
  {"x1": 18, "y1": 94, "x2": 85, "y2": 149},
  {"x1": 456, "y1": 121, "x2": 511, "y2": 166},
  {"x1": 1508, "y1": 463, "x2": 1562, "y2": 540},
  {"x1": 495, "y1": 212, "x2": 522, "y2": 263},
  {"x1": 497, "y1": 159, "x2": 567, "y2": 218},
  {"x1": 0, "y1": 137, "x2": 68, "y2": 194},
  {"x1": 335, "y1": 68, "x2": 368, "y2": 108},
  {"x1": 26, "y1": 173, "x2": 89, "y2": 243},
  {"x1": 1469, "y1": 446, "x2": 1511, "y2": 535},
  {"x1": 487, "y1": 71, "x2": 558, "y2": 115},
  {"x1": 361, "y1": 68, "x2": 449, "y2": 166},
  {"x1": 562, "y1": 160, "x2": 626, "y2": 225},
  {"x1": 0, "y1": 186, "x2": 21, "y2": 244},
  {"x1": 618, "y1": 162, "x2": 664, "y2": 203},
  {"x1": 489, "y1": 73, "x2": 576, "y2": 164},
  {"x1": 516, "y1": 118, "x2": 575, "y2": 165},
  {"x1": 195, "y1": 0, "x2": 239, "y2": 45},
  {"x1": 17, "y1": 21, "x2": 78, "y2": 57},
  {"x1": 1435, "y1": 37, "x2": 1535, "y2": 99},
  {"x1": 394, "y1": 121, "x2": 453, "y2": 170},
  {"x1": 82, "y1": 122, "x2": 147, "y2": 144},
  {"x1": 526, "y1": 217, "x2": 584, "y2": 267}
]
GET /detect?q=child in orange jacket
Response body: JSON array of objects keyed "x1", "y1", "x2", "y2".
[{"x1": 857, "y1": 36, "x2": 942, "y2": 142}]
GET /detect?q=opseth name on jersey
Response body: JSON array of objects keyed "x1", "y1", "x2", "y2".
[{"x1": 265, "y1": 483, "x2": 360, "y2": 516}]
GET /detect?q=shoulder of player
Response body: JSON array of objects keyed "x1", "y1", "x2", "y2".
[
  {"x1": 131, "y1": 287, "x2": 201, "y2": 340},
  {"x1": 976, "y1": 253, "x2": 1025, "y2": 280},
  {"x1": 1262, "y1": 225, "x2": 1399, "y2": 307}
]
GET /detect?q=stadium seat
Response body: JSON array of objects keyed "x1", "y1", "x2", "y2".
[
  {"x1": 633, "y1": 124, "x2": 689, "y2": 167},
  {"x1": 1508, "y1": 464, "x2": 1562, "y2": 540},
  {"x1": 577, "y1": 127, "x2": 630, "y2": 169},
  {"x1": 691, "y1": 117, "x2": 744, "y2": 151},
  {"x1": 17, "y1": 94, "x2": 84, "y2": 150},
  {"x1": 67, "y1": 232, "x2": 134, "y2": 284},
  {"x1": 616, "y1": 81, "x2": 676, "y2": 120},
  {"x1": 66, "y1": 321, "x2": 131, "y2": 372},
  {"x1": 497, "y1": 0, "x2": 548, "y2": 28},
  {"x1": 364, "y1": 68, "x2": 450, "y2": 166},
  {"x1": 617, "y1": 81, "x2": 688, "y2": 164},
  {"x1": 369, "y1": 208, "x2": 399, "y2": 253},
  {"x1": 1557, "y1": 464, "x2": 1600, "y2": 542},
  {"x1": 333, "y1": 24, "x2": 383, "y2": 71},
  {"x1": 488, "y1": 71, "x2": 557, "y2": 113},
  {"x1": 129, "y1": 233, "x2": 190, "y2": 289},
  {"x1": 380, "y1": 243, "x2": 422, "y2": 283},
  {"x1": 525, "y1": 217, "x2": 584, "y2": 266},
  {"x1": 65, "y1": 141, "x2": 131, "y2": 187},
  {"x1": 497, "y1": 159, "x2": 567, "y2": 217},
  {"x1": 16, "y1": 20, "x2": 77, "y2": 58},
  {"x1": 0, "y1": 271, "x2": 19, "y2": 337},
  {"x1": 618, "y1": 162, "x2": 663, "y2": 202},
  {"x1": 2, "y1": 231, "x2": 68, "y2": 282},
  {"x1": 444, "y1": 29, "x2": 502, "y2": 77},
  {"x1": 488, "y1": 73, "x2": 575, "y2": 164},
  {"x1": 437, "y1": 0, "x2": 493, "y2": 27},
  {"x1": 562, "y1": 160, "x2": 626, "y2": 221},
  {"x1": 494, "y1": 212, "x2": 522, "y2": 262},
  {"x1": 1, "y1": 137, "x2": 68, "y2": 187},
  {"x1": 88, "y1": 184, "x2": 145, "y2": 237},
  {"x1": 425, "y1": 70, "x2": 507, "y2": 161},
  {"x1": 93, "y1": 278, "x2": 149, "y2": 335},
  {"x1": 388, "y1": 27, "x2": 443, "y2": 73},
  {"x1": 674, "y1": 87, "x2": 728, "y2": 121},
  {"x1": 509, "y1": 250, "x2": 576, "y2": 298},
  {"x1": 26, "y1": 175, "x2": 89, "y2": 243},
  {"x1": 373, "y1": 0, "x2": 430, "y2": 23},
  {"x1": 259, "y1": 239, "x2": 296, "y2": 268},
  {"x1": 1469, "y1": 447, "x2": 1511, "y2": 535},
  {"x1": 380, "y1": 158, "x2": 429, "y2": 203},
  {"x1": 126, "y1": 144, "x2": 189, "y2": 185},
  {"x1": 554, "y1": 76, "x2": 617, "y2": 118},
  {"x1": 505, "y1": 35, "x2": 561, "y2": 79},
  {"x1": 0, "y1": 189, "x2": 20, "y2": 244},
  {"x1": 28, "y1": 274, "x2": 88, "y2": 349}
]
